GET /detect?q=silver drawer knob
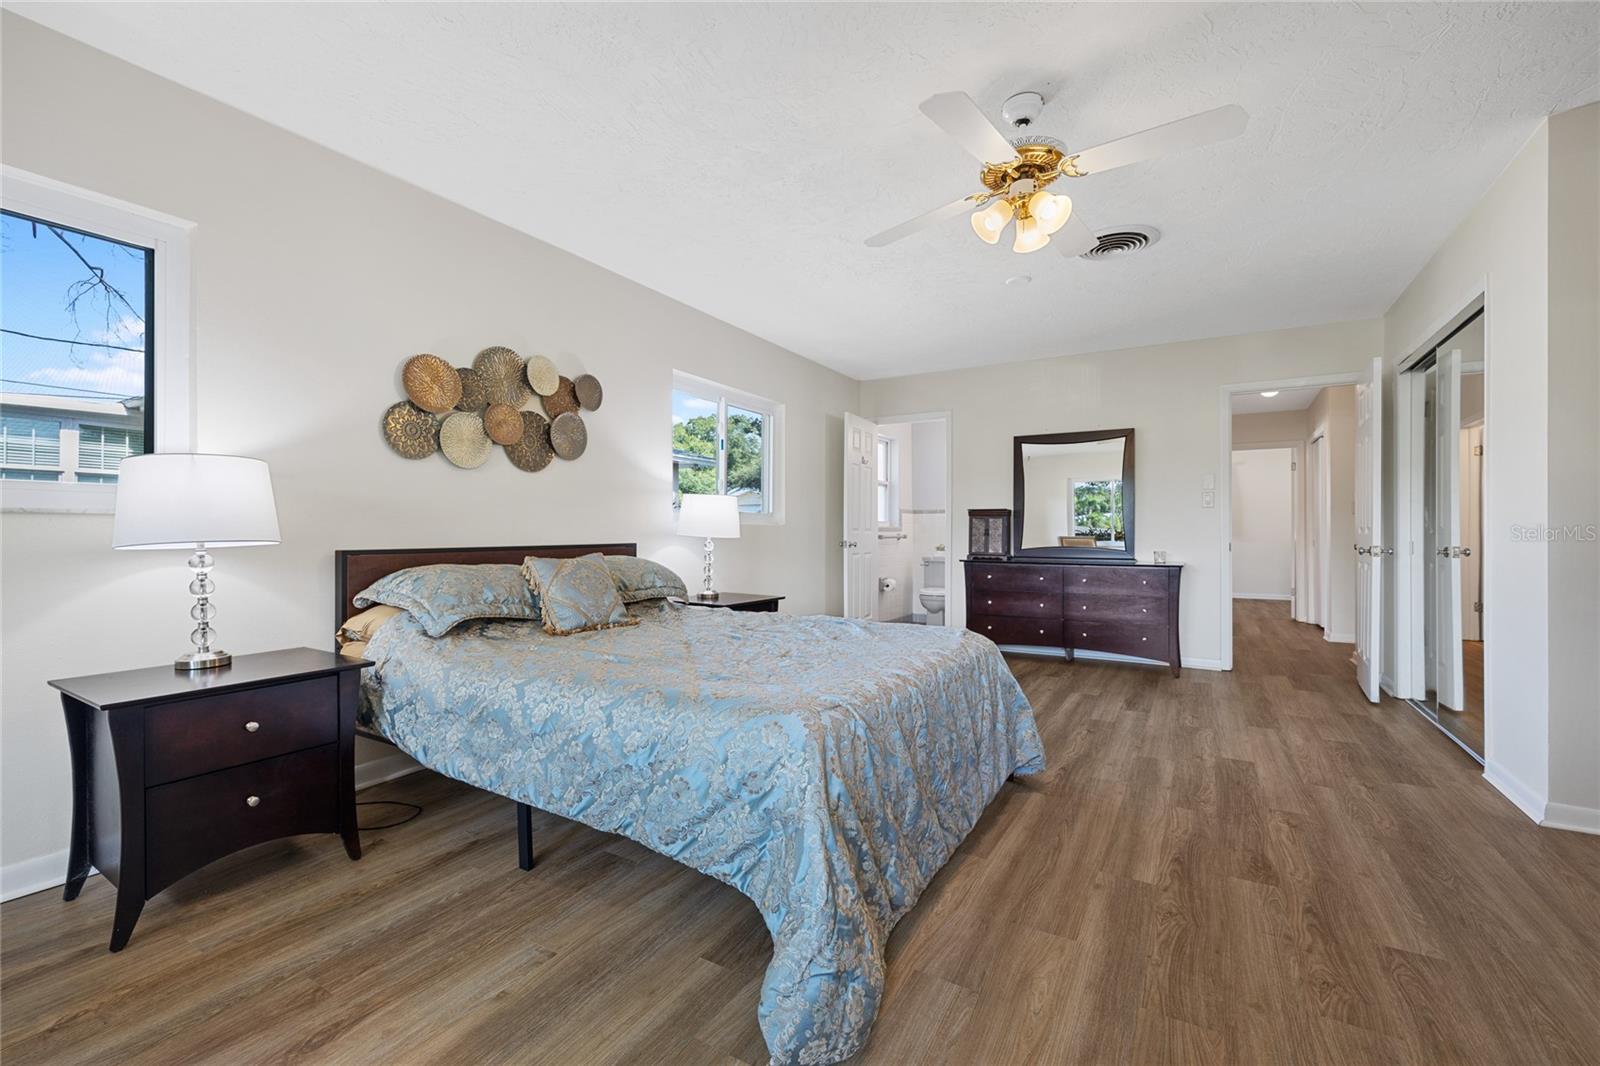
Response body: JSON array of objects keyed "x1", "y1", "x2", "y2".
[
  {"x1": 987, "y1": 599, "x2": 992, "y2": 605},
  {"x1": 245, "y1": 795, "x2": 261, "y2": 808},
  {"x1": 1142, "y1": 580, "x2": 1148, "y2": 585},
  {"x1": 986, "y1": 624, "x2": 993, "y2": 631},
  {"x1": 986, "y1": 574, "x2": 992, "y2": 579},
  {"x1": 1081, "y1": 632, "x2": 1088, "y2": 637},
  {"x1": 1038, "y1": 576, "x2": 1044, "y2": 581},
  {"x1": 1039, "y1": 602, "x2": 1045, "y2": 608},
  {"x1": 1141, "y1": 608, "x2": 1148, "y2": 613},
  {"x1": 1081, "y1": 578, "x2": 1087, "y2": 583},
  {"x1": 1038, "y1": 629, "x2": 1045, "y2": 635},
  {"x1": 1141, "y1": 637, "x2": 1148, "y2": 642},
  {"x1": 244, "y1": 721, "x2": 260, "y2": 733}
]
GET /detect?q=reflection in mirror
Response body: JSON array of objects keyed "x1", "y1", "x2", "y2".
[{"x1": 1019, "y1": 438, "x2": 1127, "y2": 550}]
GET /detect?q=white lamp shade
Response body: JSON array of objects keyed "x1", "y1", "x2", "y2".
[
  {"x1": 113, "y1": 453, "x2": 281, "y2": 550},
  {"x1": 677, "y1": 493, "x2": 741, "y2": 539}
]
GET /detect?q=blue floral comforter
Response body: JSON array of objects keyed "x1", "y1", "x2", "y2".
[{"x1": 360, "y1": 601, "x2": 1044, "y2": 1064}]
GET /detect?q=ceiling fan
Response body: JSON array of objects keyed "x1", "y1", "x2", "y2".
[{"x1": 866, "y1": 91, "x2": 1248, "y2": 257}]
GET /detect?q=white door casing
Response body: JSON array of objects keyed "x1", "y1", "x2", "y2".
[
  {"x1": 1434, "y1": 349, "x2": 1465, "y2": 709},
  {"x1": 1354, "y1": 355, "x2": 1384, "y2": 703},
  {"x1": 843, "y1": 414, "x2": 879, "y2": 621}
]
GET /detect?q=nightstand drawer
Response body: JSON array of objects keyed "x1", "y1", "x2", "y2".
[
  {"x1": 146, "y1": 744, "x2": 337, "y2": 896},
  {"x1": 146, "y1": 676, "x2": 337, "y2": 785}
]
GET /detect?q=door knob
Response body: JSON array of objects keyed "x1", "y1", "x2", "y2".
[
  {"x1": 1355, "y1": 544, "x2": 1370, "y2": 556},
  {"x1": 1436, "y1": 545, "x2": 1471, "y2": 558}
]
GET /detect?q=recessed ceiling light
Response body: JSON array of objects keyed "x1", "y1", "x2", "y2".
[
  {"x1": 1004, "y1": 274, "x2": 1032, "y2": 287},
  {"x1": 1260, "y1": 390, "x2": 1280, "y2": 398}
]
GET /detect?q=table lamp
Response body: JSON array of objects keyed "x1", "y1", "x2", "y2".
[
  {"x1": 677, "y1": 493, "x2": 739, "y2": 600},
  {"x1": 112, "y1": 453, "x2": 281, "y2": 671}
]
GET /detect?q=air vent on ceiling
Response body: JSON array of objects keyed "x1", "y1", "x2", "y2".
[{"x1": 1081, "y1": 226, "x2": 1161, "y2": 260}]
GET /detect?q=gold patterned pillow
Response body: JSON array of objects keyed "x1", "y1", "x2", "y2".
[{"x1": 521, "y1": 553, "x2": 640, "y2": 636}]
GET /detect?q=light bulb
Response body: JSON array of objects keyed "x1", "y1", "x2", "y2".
[
  {"x1": 1260, "y1": 391, "x2": 1280, "y2": 398},
  {"x1": 970, "y1": 199, "x2": 1014, "y2": 245},
  {"x1": 1027, "y1": 190, "x2": 1073, "y2": 236},
  {"x1": 1012, "y1": 215, "x2": 1051, "y2": 254}
]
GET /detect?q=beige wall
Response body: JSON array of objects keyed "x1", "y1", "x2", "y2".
[
  {"x1": 1544, "y1": 104, "x2": 1599, "y2": 826},
  {"x1": 861, "y1": 318, "x2": 1382, "y2": 667},
  {"x1": 1381, "y1": 104, "x2": 1600, "y2": 830},
  {"x1": 1232, "y1": 410, "x2": 1309, "y2": 446},
  {"x1": 0, "y1": 16, "x2": 859, "y2": 892}
]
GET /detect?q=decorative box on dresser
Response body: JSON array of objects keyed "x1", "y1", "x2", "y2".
[
  {"x1": 48, "y1": 648, "x2": 368, "y2": 952},
  {"x1": 964, "y1": 559, "x2": 1183, "y2": 676}
]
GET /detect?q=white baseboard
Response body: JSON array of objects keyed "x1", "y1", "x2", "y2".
[
  {"x1": 1380, "y1": 673, "x2": 1397, "y2": 698},
  {"x1": 1, "y1": 753, "x2": 426, "y2": 904},
  {"x1": 1, "y1": 848, "x2": 81, "y2": 903},
  {"x1": 355, "y1": 750, "x2": 423, "y2": 790},
  {"x1": 1324, "y1": 631, "x2": 1354, "y2": 645},
  {"x1": 1233, "y1": 593, "x2": 1292, "y2": 601},
  {"x1": 996, "y1": 645, "x2": 1223, "y2": 672},
  {"x1": 1542, "y1": 802, "x2": 1600, "y2": 835},
  {"x1": 1483, "y1": 760, "x2": 1546, "y2": 824}
]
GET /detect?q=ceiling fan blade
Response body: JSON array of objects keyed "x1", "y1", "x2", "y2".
[
  {"x1": 1069, "y1": 104, "x2": 1248, "y2": 176},
  {"x1": 919, "y1": 92, "x2": 1019, "y2": 165},
  {"x1": 1054, "y1": 212, "x2": 1099, "y2": 258},
  {"x1": 864, "y1": 195, "x2": 975, "y2": 247}
]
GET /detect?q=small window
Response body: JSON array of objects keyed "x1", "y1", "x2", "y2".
[
  {"x1": 1071, "y1": 479, "x2": 1126, "y2": 546},
  {"x1": 1, "y1": 211, "x2": 153, "y2": 484},
  {"x1": 1, "y1": 169, "x2": 192, "y2": 514},
  {"x1": 671, "y1": 371, "x2": 784, "y2": 521},
  {"x1": 876, "y1": 435, "x2": 899, "y2": 528}
]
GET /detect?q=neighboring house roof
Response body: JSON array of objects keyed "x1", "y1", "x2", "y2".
[{"x1": 1, "y1": 392, "x2": 143, "y2": 421}]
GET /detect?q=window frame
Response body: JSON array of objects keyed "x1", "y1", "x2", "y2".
[
  {"x1": 671, "y1": 370, "x2": 785, "y2": 525},
  {"x1": 1, "y1": 166, "x2": 193, "y2": 514},
  {"x1": 875, "y1": 434, "x2": 900, "y2": 530}
]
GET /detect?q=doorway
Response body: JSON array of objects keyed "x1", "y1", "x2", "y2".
[
  {"x1": 841, "y1": 411, "x2": 952, "y2": 624},
  {"x1": 1404, "y1": 310, "x2": 1486, "y2": 760}
]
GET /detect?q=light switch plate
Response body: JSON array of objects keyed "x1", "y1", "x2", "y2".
[
  {"x1": 1202, "y1": 474, "x2": 1216, "y2": 491},
  {"x1": 1201, "y1": 490, "x2": 1215, "y2": 509}
]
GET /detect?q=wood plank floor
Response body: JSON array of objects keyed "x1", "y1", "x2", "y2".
[{"x1": 4, "y1": 600, "x2": 1598, "y2": 1064}]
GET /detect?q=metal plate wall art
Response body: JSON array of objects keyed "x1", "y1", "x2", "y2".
[
  {"x1": 474, "y1": 346, "x2": 532, "y2": 408},
  {"x1": 550, "y1": 411, "x2": 587, "y2": 460},
  {"x1": 504, "y1": 411, "x2": 554, "y2": 471},
  {"x1": 543, "y1": 376, "x2": 580, "y2": 419},
  {"x1": 455, "y1": 366, "x2": 488, "y2": 411},
  {"x1": 525, "y1": 355, "x2": 560, "y2": 397},
  {"x1": 483, "y1": 403, "x2": 524, "y2": 445},
  {"x1": 402, "y1": 354, "x2": 462, "y2": 413},
  {"x1": 573, "y1": 374, "x2": 603, "y2": 411},
  {"x1": 439, "y1": 412, "x2": 492, "y2": 468},
  {"x1": 381, "y1": 347, "x2": 599, "y2": 472},
  {"x1": 383, "y1": 401, "x2": 439, "y2": 459}
]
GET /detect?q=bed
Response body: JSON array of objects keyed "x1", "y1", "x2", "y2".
[{"x1": 336, "y1": 544, "x2": 1045, "y2": 1065}]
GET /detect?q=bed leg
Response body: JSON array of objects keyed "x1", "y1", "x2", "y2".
[{"x1": 516, "y1": 802, "x2": 535, "y2": 871}]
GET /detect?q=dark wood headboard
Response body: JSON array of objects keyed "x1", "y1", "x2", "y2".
[{"x1": 334, "y1": 543, "x2": 637, "y2": 635}]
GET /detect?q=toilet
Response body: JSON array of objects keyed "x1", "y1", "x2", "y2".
[{"x1": 917, "y1": 554, "x2": 946, "y2": 625}]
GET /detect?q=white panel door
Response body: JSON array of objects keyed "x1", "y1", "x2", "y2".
[
  {"x1": 843, "y1": 414, "x2": 878, "y2": 621},
  {"x1": 1433, "y1": 349, "x2": 1465, "y2": 709},
  {"x1": 1354, "y1": 355, "x2": 1384, "y2": 702}
]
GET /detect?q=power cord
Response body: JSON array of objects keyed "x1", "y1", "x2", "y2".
[{"x1": 357, "y1": 800, "x2": 423, "y2": 831}]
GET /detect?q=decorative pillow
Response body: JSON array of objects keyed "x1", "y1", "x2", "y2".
[
  {"x1": 353, "y1": 563, "x2": 538, "y2": 638},
  {"x1": 522, "y1": 553, "x2": 639, "y2": 636},
  {"x1": 603, "y1": 556, "x2": 688, "y2": 603},
  {"x1": 338, "y1": 604, "x2": 405, "y2": 646}
]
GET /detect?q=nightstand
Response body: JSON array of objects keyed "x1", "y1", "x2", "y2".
[
  {"x1": 48, "y1": 648, "x2": 369, "y2": 952},
  {"x1": 673, "y1": 593, "x2": 785, "y2": 613}
]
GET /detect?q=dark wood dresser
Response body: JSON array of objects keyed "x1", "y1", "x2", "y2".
[
  {"x1": 48, "y1": 648, "x2": 368, "y2": 951},
  {"x1": 964, "y1": 559, "x2": 1182, "y2": 676}
]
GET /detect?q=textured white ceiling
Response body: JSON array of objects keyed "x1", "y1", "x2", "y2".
[{"x1": 13, "y1": 3, "x2": 1597, "y2": 380}]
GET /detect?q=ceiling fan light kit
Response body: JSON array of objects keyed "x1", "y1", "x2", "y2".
[{"x1": 867, "y1": 92, "x2": 1247, "y2": 260}]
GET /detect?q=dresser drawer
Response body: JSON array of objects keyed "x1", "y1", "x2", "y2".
[
  {"x1": 969, "y1": 615, "x2": 1062, "y2": 647},
  {"x1": 146, "y1": 676, "x2": 337, "y2": 785},
  {"x1": 967, "y1": 564, "x2": 1062, "y2": 593},
  {"x1": 145, "y1": 744, "x2": 337, "y2": 896},
  {"x1": 1063, "y1": 566, "x2": 1168, "y2": 597},
  {"x1": 1068, "y1": 619, "x2": 1170, "y2": 660},
  {"x1": 1066, "y1": 594, "x2": 1169, "y2": 623},
  {"x1": 971, "y1": 589, "x2": 1062, "y2": 618}
]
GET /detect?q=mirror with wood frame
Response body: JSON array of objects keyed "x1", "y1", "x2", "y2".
[{"x1": 1013, "y1": 429, "x2": 1135, "y2": 560}]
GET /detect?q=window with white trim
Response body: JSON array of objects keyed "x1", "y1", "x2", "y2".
[
  {"x1": 876, "y1": 435, "x2": 899, "y2": 528},
  {"x1": 670, "y1": 370, "x2": 784, "y2": 522},
  {"x1": 0, "y1": 168, "x2": 191, "y2": 513}
]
